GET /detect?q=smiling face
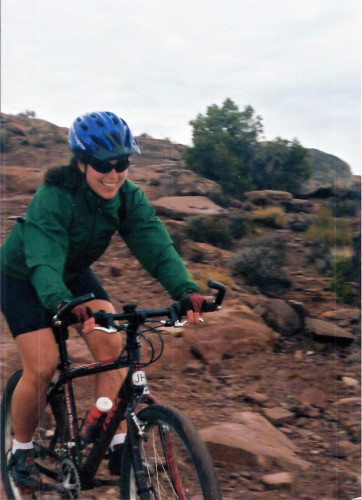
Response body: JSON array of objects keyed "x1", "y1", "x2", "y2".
[{"x1": 78, "y1": 160, "x2": 128, "y2": 199}]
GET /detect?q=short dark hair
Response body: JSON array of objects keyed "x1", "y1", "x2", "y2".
[{"x1": 44, "y1": 156, "x2": 84, "y2": 192}]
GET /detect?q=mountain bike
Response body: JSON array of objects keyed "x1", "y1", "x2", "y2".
[{"x1": 1, "y1": 280, "x2": 226, "y2": 499}]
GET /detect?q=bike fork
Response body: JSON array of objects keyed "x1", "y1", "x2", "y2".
[
  {"x1": 126, "y1": 410, "x2": 189, "y2": 500},
  {"x1": 126, "y1": 410, "x2": 155, "y2": 500}
]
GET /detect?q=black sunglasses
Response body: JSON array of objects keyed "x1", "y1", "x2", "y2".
[{"x1": 89, "y1": 156, "x2": 130, "y2": 174}]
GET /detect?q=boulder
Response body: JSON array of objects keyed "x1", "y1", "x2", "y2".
[
  {"x1": 200, "y1": 412, "x2": 310, "y2": 471},
  {"x1": 244, "y1": 190, "x2": 293, "y2": 207},
  {"x1": 296, "y1": 148, "x2": 354, "y2": 196},
  {"x1": 330, "y1": 440, "x2": 359, "y2": 459},
  {"x1": 262, "y1": 472, "x2": 295, "y2": 489},
  {"x1": 152, "y1": 195, "x2": 224, "y2": 219},
  {"x1": 262, "y1": 407, "x2": 295, "y2": 426},
  {"x1": 286, "y1": 199, "x2": 314, "y2": 213},
  {"x1": 183, "y1": 305, "x2": 279, "y2": 367},
  {"x1": 341, "y1": 376, "x2": 359, "y2": 388},
  {"x1": 321, "y1": 308, "x2": 360, "y2": 324},
  {"x1": 159, "y1": 169, "x2": 223, "y2": 198},
  {"x1": 288, "y1": 213, "x2": 312, "y2": 232},
  {"x1": 298, "y1": 388, "x2": 327, "y2": 410},
  {"x1": 249, "y1": 297, "x2": 302, "y2": 336},
  {"x1": 305, "y1": 317, "x2": 355, "y2": 345}
]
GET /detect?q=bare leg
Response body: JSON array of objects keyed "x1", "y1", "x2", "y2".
[
  {"x1": 81, "y1": 299, "x2": 128, "y2": 433},
  {"x1": 12, "y1": 328, "x2": 59, "y2": 442}
]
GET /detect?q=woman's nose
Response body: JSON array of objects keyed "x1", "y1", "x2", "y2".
[{"x1": 105, "y1": 168, "x2": 118, "y2": 178}]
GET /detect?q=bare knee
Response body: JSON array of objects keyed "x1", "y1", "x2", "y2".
[
  {"x1": 15, "y1": 328, "x2": 59, "y2": 388},
  {"x1": 23, "y1": 358, "x2": 58, "y2": 388}
]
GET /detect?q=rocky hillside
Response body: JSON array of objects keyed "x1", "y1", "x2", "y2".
[{"x1": 0, "y1": 113, "x2": 361, "y2": 499}]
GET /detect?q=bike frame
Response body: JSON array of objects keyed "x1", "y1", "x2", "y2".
[
  {"x1": 44, "y1": 311, "x2": 157, "y2": 491},
  {"x1": 33, "y1": 281, "x2": 225, "y2": 497}
]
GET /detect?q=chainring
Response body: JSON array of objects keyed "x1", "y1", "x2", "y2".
[{"x1": 57, "y1": 458, "x2": 81, "y2": 499}]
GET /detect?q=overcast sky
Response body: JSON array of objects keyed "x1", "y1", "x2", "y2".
[{"x1": 1, "y1": 0, "x2": 361, "y2": 174}]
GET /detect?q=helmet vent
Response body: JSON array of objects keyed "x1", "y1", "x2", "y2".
[
  {"x1": 110, "y1": 131, "x2": 121, "y2": 145},
  {"x1": 90, "y1": 135, "x2": 107, "y2": 148},
  {"x1": 81, "y1": 124, "x2": 89, "y2": 131},
  {"x1": 124, "y1": 128, "x2": 131, "y2": 148},
  {"x1": 112, "y1": 116, "x2": 120, "y2": 126},
  {"x1": 96, "y1": 120, "x2": 105, "y2": 128}
]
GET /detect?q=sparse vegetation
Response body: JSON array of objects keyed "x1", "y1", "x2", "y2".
[
  {"x1": 189, "y1": 264, "x2": 233, "y2": 293},
  {"x1": 0, "y1": 126, "x2": 12, "y2": 153},
  {"x1": 231, "y1": 236, "x2": 291, "y2": 294},
  {"x1": 328, "y1": 257, "x2": 354, "y2": 305},
  {"x1": 28, "y1": 126, "x2": 42, "y2": 135},
  {"x1": 228, "y1": 214, "x2": 249, "y2": 239},
  {"x1": 251, "y1": 206, "x2": 288, "y2": 229},
  {"x1": 305, "y1": 207, "x2": 353, "y2": 248},
  {"x1": 185, "y1": 216, "x2": 234, "y2": 250},
  {"x1": 330, "y1": 197, "x2": 361, "y2": 218},
  {"x1": 18, "y1": 110, "x2": 37, "y2": 118}
]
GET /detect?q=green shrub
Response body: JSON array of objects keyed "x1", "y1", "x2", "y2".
[
  {"x1": 53, "y1": 133, "x2": 68, "y2": 144},
  {"x1": 232, "y1": 236, "x2": 291, "y2": 294},
  {"x1": 229, "y1": 215, "x2": 249, "y2": 239},
  {"x1": 185, "y1": 216, "x2": 234, "y2": 250},
  {"x1": 189, "y1": 248, "x2": 207, "y2": 263},
  {"x1": 305, "y1": 207, "x2": 353, "y2": 248},
  {"x1": 328, "y1": 257, "x2": 355, "y2": 305},
  {"x1": 251, "y1": 206, "x2": 287, "y2": 229},
  {"x1": 28, "y1": 126, "x2": 41, "y2": 135},
  {"x1": 0, "y1": 131, "x2": 11, "y2": 153},
  {"x1": 331, "y1": 198, "x2": 361, "y2": 218},
  {"x1": 207, "y1": 191, "x2": 234, "y2": 209}
]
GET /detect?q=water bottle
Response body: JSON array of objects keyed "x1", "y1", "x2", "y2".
[{"x1": 80, "y1": 397, "x2": 113, "y2": 442}]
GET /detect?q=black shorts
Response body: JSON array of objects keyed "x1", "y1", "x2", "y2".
[{"x1": 0, "y1": 268, "x2": 110, "y2": 338}]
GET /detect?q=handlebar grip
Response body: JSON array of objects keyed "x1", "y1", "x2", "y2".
[
  {"x1": 54, "y1": 293, "x2": 95, "y2": 324},
  {"x1": 201, "y1": 281, "x2": 226, "y2": 313},
  {"x1": 201, "y1": 301, "x2": 218, "y2": 313},
  {"x1": 207, "y1": 280, "x2": 226, "y2": 306}
]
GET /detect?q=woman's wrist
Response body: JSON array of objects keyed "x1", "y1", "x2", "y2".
[{"x1": 178, "y1": 289, "x2": 198, "y2": 299}]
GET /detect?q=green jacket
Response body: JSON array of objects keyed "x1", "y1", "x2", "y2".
[{"x1": 1, "y1": 178, "x2": 199, "y2": 312}]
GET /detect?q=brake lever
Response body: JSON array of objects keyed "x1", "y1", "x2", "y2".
[
  {"x1": 175, "y1": 319, "x2": 188, "y2": 327},
  {"x1": 168, "y1": 317, "x2": 204, "y2": 327},
  {"x1": 94, "y1": 326, "x2": 118, "y2": 334}
]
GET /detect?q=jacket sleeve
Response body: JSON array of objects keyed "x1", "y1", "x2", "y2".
[
  {"x1": 118, "y1": 182, "x2": 200, "y2": 300},
  {"x1": 24, "y1": 185, "x2": 74, "y2": 312}
]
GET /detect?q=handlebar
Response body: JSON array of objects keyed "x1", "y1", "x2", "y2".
[
  {"x1": 53, "y1": 293, "x2": 95, "y2": 326},
  {"x1": 53, "y1": 281, "x2": 226, "y2": 329},
  {"x1": 202, "y1": 280, "x2": 226, "y2": 312}
]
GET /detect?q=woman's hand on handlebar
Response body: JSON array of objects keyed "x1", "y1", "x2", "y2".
[
  {"x1": 72, "y1": 305, "x2": 95, "y2": 334},
  {"x1": 179, "y1": 292, "x2": 205, "y2": 325}
]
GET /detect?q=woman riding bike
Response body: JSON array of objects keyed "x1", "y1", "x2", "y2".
[{"x1": 0, "y1": 111, "x2": 206, "y2": 490}]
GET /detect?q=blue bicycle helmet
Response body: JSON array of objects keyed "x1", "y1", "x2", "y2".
[{"x1": 68, "y1": 111, "x2": 141, "y2": 161}]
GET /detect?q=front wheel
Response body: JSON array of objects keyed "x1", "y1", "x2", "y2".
[{"x1": 120, "y1": 405, "x2": 222, "y2": 500}]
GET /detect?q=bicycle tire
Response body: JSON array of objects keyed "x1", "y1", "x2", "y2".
[
  {"x1": 120, "y1": 404, "x2": 222, "y2": 500},
  {"x1": 1, "y1": 370, "x2": 76, "y2": 499}
]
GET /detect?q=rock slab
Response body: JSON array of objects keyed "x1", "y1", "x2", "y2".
[{"x1": 200, "y1": 412, "x2": 309, "y2": 471}]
